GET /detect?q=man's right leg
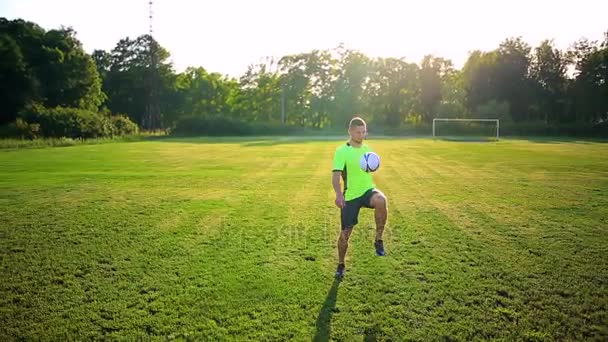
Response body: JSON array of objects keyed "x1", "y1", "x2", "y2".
[
  {"x1": 338, "y1": 227, "x2": 353, "y2": 265},
  {"x1": 337, "y1": 199, "x2": 360, "y2": 278},
  {"x1": 336, "y1": 227, "x2": 352, "y2": 278}
]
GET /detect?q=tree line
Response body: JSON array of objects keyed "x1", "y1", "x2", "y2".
[{"x1": 1, "y1": 17, "x2": 607, "y2": 137}]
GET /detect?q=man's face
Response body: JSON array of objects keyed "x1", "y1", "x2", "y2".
[{"x1": 349, "y1": 125, "x2": 367, "y2": 143}]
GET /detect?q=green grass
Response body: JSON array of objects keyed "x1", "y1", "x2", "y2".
[
  {"x1": 0, "y1": 132, "x2": 167, "y2": 149},
  {"x1": 1, "y1": 137, "x2": 607, "y2": 340}
]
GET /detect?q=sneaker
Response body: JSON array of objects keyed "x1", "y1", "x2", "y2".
[
  {"x1": 335, "y1": 263, "x2": 345, "y2": 278},
  {"x1": 375, "y1": 240, "x2": 386, "y2": 256}
]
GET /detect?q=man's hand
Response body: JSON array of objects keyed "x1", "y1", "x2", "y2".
[
  {"x1": 335, "y1": 192, "x2": 345, "y2": 208},
  {"x1": 332, "y1": 171, "x2": 345, "y2": 208}
]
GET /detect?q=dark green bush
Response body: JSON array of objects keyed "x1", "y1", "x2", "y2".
[
  {"x1": 110, "y1": 115, "x2": 139, "y2": 136},
  {"x1": 3, "y1": 105, "x2": 140, "y2": 139},
  {"x1": 171, "y1": 115, "x2": 298, "y2": 136}
]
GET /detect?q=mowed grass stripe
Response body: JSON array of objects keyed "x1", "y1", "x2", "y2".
[
  {"x1": 376, "y1": 143, "x2": 524, "y2": 339},
  {"x1": 378, "y1": 140, "x2": 607, "y2": 339}
]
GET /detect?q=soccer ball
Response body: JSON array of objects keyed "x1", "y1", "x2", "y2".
[{"x1": 360, "y1": 152, "x2": 380, "y2": 172}]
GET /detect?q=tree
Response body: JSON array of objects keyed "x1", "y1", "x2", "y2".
[
  {"x1": 462, "y1": 37, "x2": 534, "y2": 122},
  {"x1": 437, "y1": 69, "x2": 468, "y2": 119},
  {"x1": 173, "y1": 67, "x2": 239, "y2": 121},
  {"x1": 462, "y1": 50, "x2": 501, "y2": 116},
  {"x1": 39, "y1": 27, "x2": 105, "y2": 111},
  {"x1": 277, "y1": 49, "x2": 337, "y2": 128},
  {"x1": 99, "y1": 35, "x2": 175, "y2": 127},
  {"x1": 92, "y1": 49, "x2": 111, "y2": 83},
  {"x1": 568, "y1": 33, "x2": 608, "y2": 123},
  {"x1": 278, "y1": 53, "x2": 314, "y2": 126},
  {"x1": 420, "y1": 55, "x2": 453, "y2": 123},
  {"x1": 305, "y1": 50, "x2": 337, "y2": 128},
  {"x1": 530, "y1": 39, "x2": 568, "y2": 123},
  {"x1": 237, "y1": 60, "x2": 282, "y2": 123},
  {"x1": 332, "y1": 47, "x2": 371, "y2": 128},
  {"x1": 365, "y1": 57, "x2": 420, "y2": 126},
  {"x1": 495, "y1": 37, "x2": 534, "y2": 121},
  {"x1": 0, "y1": 18, "x2": 104, "y2": 123},
  {"x1": 0, "y1": 33, "x2": 36, "y2": 124}
]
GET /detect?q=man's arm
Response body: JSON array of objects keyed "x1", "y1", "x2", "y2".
[{"x1": 332, "y1": 171, "x2": 345, "y2": 208}]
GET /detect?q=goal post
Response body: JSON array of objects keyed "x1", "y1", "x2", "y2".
[{"x1": 432, "y1": 118, "x2": 500, "y2": 140}]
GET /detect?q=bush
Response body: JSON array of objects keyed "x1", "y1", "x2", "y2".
[
  {"x1": 171, "y1": 115, "x2": 298, "y2": 136},
  {"x1": 433, "y1": 121, "x2": 498, "y2": 137},
  {"x1": 111, "y1": 115, "x2": 139, "y2": 136},
  {"x1": 0, "y1": 118, "x2": 40, "y2": 139},
  {"x1": 500, "y1": 120, "x2": 608, "y2": 137},
  {"x1": 18, "y1": 105, "x2": 108, "y2": 138},
  {"x1": 7, "y1": 105, "x2": 139, "y2": 139},
  {"x1": 591, "y1": 120, "x2": 608, "y2": 136},
  {"x1": 250, "y1": 121, "x2": 300, "y2": 135}
]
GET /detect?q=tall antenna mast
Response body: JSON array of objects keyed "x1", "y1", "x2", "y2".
[
  {"x1": 144, "y1": 0, "x2": 161, "y2": 130},
  {"x1": 148, "y1": 0, "x2": 154, "y2": 36}
]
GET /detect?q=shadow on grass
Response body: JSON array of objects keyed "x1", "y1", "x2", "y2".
[
  {"x1": 140, "y1": 135, "x2": 349, "y2": 147},
  {"x1": 141, "y1": 135, "x2": 270, "y2": 144},
  {"x1": 434, "y1": 136, "x2": 499, "y2": 143},
  {"x1": 364, "y1": 324, "x2": 381, "y2": 341},
  {"x1": 240, "y1": 136, "x2": 348, "y2": 147},
  {"x1": 140, "y1": 135, "x2": 608, "y2": 148},
  {"x1": 434, "y1": 136, "x2": 608, "y2": 144},
  {"x1": 313, "y1": 278, "x2": 341, "y2": 342},
  {"x1": 143, "y1": 135, "x2": 429, "y2": 147}
]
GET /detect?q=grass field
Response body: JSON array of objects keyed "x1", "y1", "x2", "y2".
[{"x1": 1, "y1": 137, "x2": 607, "y2": 341}]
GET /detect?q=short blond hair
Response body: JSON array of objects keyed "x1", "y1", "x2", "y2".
[{"x1": 349, "y1": 116, "x2": 366, "y2": 129}]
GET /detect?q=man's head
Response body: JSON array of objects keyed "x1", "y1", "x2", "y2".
[{"x1": 348, "y1": 117, "x2": 367, "y2": 144}]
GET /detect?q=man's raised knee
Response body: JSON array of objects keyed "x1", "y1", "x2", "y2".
[{"x1": 374, "y1": 195, "x2": 387, "y2": 210}]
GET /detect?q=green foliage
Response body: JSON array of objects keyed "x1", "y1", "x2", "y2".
[
  {"x1": 433, "y1": 121, "x2": 499, "y2": 138},
  {"x1": 96, "y1": 35, "x2": 176, "y2": 130},
  {"x1": 568, "y1": 34, "x2": 608, "y2": 124},
  {"x1": 14, "y1": 105, "x2": 137, "y2": 139},
  {"x1": 110, "y1": 114, "x2": 139, "y2": 136},
  {"x1": 530, "y1": 40, "x2": 569, "y2": 123},
  {"x1": 0, "y1": 118, "x2": 39, "y2": 139},
  {"x1": 501, "y1": 120, "x2": 608, "y2": 137},
  {"x1": 436, "y1": 101, "x2": 469, "y2": 119},
  {"x1": 0, "y1": 135, "x2": 145, "y2": 149},
  {"x1": 0, "y1": 33, "x2": 35, "y2": 125},
  {"x1": 237, "y1": 61, "x2": 282, "y2": 123},
  {"x1": 172, "y1": 67, "x2": 240, "y2": 122},
  {"x1": 170, "y1": 115, "x2": 297, "y2": 136},
  {"x1": 365, "y1": 57, "x2": 421, "y2": 127},
  {"x1": 476, "y1": 100, "x2": 512, "y2": 122},
  {"x1": 2, "y1": 16, "x2": 607, "y2": 137},
  {"x1": 18, "y1": 105, "x2": 106, "y2": 138},
  {"x1": 38, "y1": 28, "x2": 106, "y2": 111},
  {"x1": 0, "y1": 18, "x2": 105, "y2": 124},
  {"x1": 420, "y1": 55, "x2": 453, "y2": 123}
]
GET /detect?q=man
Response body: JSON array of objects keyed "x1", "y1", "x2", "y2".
[{"x1": 332, "y1": 116, "x2": 388, "y2": 278}]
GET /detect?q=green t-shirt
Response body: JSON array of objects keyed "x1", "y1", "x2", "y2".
[{"x1": 332, "y1": 142, "x2": 376, "y2": 201}]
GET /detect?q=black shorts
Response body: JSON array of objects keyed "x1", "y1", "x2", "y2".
[{"x1": 341, "y1": 188, "x2": 378, "y2": 230}]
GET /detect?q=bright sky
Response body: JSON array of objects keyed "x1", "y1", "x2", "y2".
[{"x1": 2, "y1": 0, "x2": 607, "y2": 78}]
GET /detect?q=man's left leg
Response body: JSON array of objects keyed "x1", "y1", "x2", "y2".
[{"x1": 369, "y1": 190, "x2": 388, "y2": 255}]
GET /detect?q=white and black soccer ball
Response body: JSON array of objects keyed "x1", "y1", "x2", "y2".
[{"x1": 360, "y1": 152, "x2": 380, "y2": 172}]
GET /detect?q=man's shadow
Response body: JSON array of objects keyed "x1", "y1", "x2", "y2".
[{"x1": 313, "y1": 278, "x2": 341, "y2": 342}]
